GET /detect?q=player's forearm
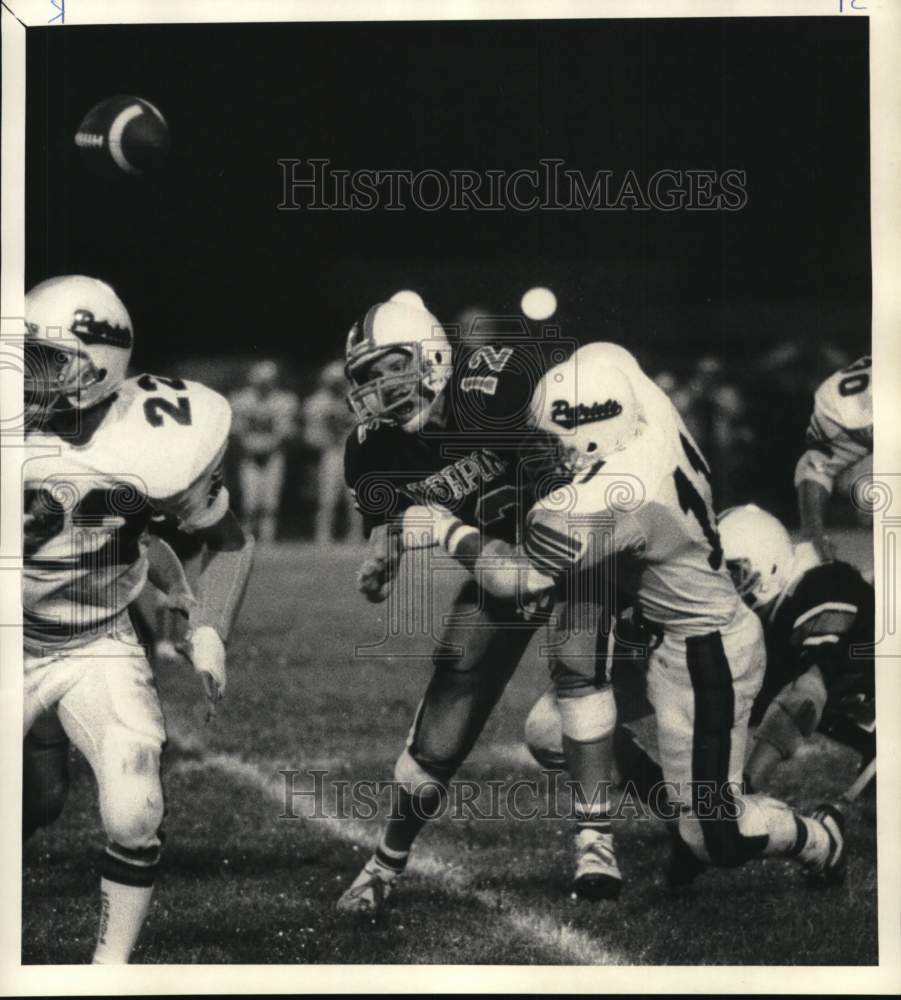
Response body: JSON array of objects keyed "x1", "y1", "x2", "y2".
[
  {"x1": 179, "y1": 509, "x2": 255, "y2": 641},
  {"x1": 399, "y1": 507, "x2": 553, "y2": 599},
  {"x1": 797, "y1": 477, "x2": 832, "y2": 542}
]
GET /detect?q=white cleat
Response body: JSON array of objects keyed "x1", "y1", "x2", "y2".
[
  {"x1": 572, "y1": 828, "x2": 623, "y2": 901},
  {"x1": 336, "y1": 859, "x2": 398, "y2": 915}
]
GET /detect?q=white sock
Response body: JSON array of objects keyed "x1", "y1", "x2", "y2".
[
  {"x1": 794, "y1": 815, "x2": 831, "y2": 869},
  {"x1": 92, "y1": 878, "x2": 153, "y2": 964}
]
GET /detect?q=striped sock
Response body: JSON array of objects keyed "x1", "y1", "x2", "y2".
[
  {"x1": 373, "y1": 838, "x2": 409, "y2": 877},
  {"x1": 791, "y1": 814, "x2": 830, "y2": 868},
  {"x1": 575, "y1": 801, "x2": 612, "y2": 837},
  {"x1": 92, "y1": 844, "x2": 160, "y2": 964}
]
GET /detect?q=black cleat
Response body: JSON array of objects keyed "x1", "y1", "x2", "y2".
[
  {"x1": 804, "y1": 803, "x2": 847, "y2": 888},
  {"x1": 572, "y1": 872, "x2": 623, "y2": 901}
]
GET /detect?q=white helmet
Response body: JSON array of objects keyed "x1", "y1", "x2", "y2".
[
  {"x1": 24, "y1": 275, "x2": 133, "y2": 418},
  {"x1": 530, "y1": 343, "x2": 641, "y2": 472},
  {"x1": 344, "y1": 290, "x2": 452, "y2": 431},
  {"x1": 718, "y1": 504, "x2": 795, "y2": 611}
]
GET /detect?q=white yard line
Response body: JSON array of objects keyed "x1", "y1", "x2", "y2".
[{"x1": 166, "y1": 733, "x2": 627, "y2": 966}]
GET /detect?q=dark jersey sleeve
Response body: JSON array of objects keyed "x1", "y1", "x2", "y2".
[
  {"x1": 787, "y1": 561, "x2": 874, "y2": 691},
  {"x1": 343, "y1": 424, "x2": 411, "y2": 535}
]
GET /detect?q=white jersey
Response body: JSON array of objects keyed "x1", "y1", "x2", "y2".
[
  {"x1": 525, "y1": 343, "x2": 740, "y2": 634},
  {"x1": 230, "y1": 386, "x2": 298, "y2": 458},
  {"x1": 24, "y1": 375, "x2": 231, "y2": 653},
  {"x1": 794, "y1": 355, "x2": 872, "y2": 493}
]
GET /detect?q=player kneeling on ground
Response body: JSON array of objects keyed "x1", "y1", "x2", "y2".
[
  {"x1": 720, "y1": 504, "x2": 875, "y2": 799},
  {"x1": 406, "y1": 342, "x2": 847, "y2": 893},
  {"x1": 22, "y1": 276, "x2": 254, "y2": 963}
]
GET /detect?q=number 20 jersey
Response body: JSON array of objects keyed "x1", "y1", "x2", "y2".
[
  {"x1": 524, "y1": 344, "x2": 740, "y2": 634},
  {"x1": 344, "y1": 338, "x2": 550, "y2": 544},
  {"x1": 794, "y1": 355, "x2": 872, "y2": 492},
  {"x1": 23, "y1": 375, "x2": 232, "y2": 654}
]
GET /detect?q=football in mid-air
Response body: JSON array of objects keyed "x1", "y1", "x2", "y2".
[{"x1": 75, "y1": 95, "x2": 171, "y2": 177}]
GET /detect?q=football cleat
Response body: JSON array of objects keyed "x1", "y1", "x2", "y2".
[
  {"x1": 804, "y1": 803, "x2": 847, "y2": 888},
  {"x1": 666, "y1": 823, "x2": 707, "y2": 888},
  {"x1": 336, "y1": 858, "x2": 398, "y2": 915},
  {"x1": 571, "y1": 828, "x2": 623, "y2": 901}
]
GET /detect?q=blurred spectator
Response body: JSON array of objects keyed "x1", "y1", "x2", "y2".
[
  {"x1": 230, "y1": 360, "x2": 299, "y2": 543},
  {"x1": 653, "y1": 359, "x2": 755, "y2": 510},
  {"x1": 304, "y1": 360, "x2": 362, "y2": 544}
]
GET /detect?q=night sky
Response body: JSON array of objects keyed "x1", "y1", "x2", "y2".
[{"x1": 26, "y1": 17, "x2": 870, "y2": 373}]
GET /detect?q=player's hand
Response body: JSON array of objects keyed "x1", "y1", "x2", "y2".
[
  {"x1": 399, "y1": 504, "x2": 457, "y2": 549},
  {"x1": 357, "y1": 556, "x2": 392, "y2": 602},
  {"x1": 187, "y1": 625, "x2": 227, "y2": 718}
]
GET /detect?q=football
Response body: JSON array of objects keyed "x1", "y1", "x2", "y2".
[{"x1": 74, "y1": 95, "x2": 171, "y2": 177}]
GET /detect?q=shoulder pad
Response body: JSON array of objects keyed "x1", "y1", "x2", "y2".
[
  {"x1": 562, "y1": 424, "x2": 670, "y2": 518},
  {"x1": 113, "y1": 376, "x2": 232, "y2": 499},
  {"x1": 453, "y1": 340, "x2": 544, "y2": 429}
]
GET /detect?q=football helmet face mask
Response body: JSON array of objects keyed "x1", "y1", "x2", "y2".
[
  {"x1": 24, "y1": 275, "x2": 133, "y2": 420},
  {"x1": 718, "y1": 504, "x2": 796, "y2": 612},
  {"x1": 345, "y1": 291, "x2": 452, "y2": 432},
  {"x1": 530, "y1": 346, "x2": 641, "y2": 474}
]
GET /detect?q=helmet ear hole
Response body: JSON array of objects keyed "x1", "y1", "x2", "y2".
[{"x1": 586, "y1": 442, "x2": 597, "y2": 453}]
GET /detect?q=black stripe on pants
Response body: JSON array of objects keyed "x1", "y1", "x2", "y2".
[{"x1": 686, "y1": 630, "x2": 768, "y2": 867}]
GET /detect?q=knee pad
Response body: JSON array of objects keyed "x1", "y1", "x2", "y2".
[
  {"x1": 99, "y1": 732, "x2": 164, "y2": 850},
  {"x1": 524, "y1": 687, "x2": 566, "y2": 769},
  {"x1": 557, "y1": 685, "x2": 617, "y2": 743},
  {"x1": 393, "y1": 747, "x2": 447, "y2": 806},
  {"x1": 23, "y1": 730, "x2": 70, "y2": 838},
  {"x1": 394, "y1": 746, "x2": 441, "y2": 788}
]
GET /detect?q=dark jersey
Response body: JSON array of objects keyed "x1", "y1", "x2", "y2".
[
  {"x1": 344, "y1": 338, "x2": 553, "y2": 544},
  {"x1": 751, "y1": 560, "x2": 875, "y2": 738}
]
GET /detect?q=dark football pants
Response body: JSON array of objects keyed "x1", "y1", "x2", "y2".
[{"x1": 408, "y1": 579, "x2": 548, "y2": 783}]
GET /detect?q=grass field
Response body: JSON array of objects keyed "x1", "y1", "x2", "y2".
[{"x1": 22, "y1": 530, "x2": 877, "y2": 965}]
